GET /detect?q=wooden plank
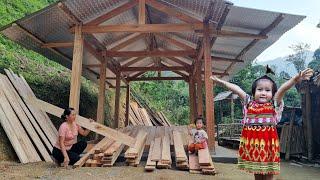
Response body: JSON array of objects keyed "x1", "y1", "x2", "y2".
[
  {"x1": 5, "y1": 70, "x2": 58, "y2": 145},
  {"x1": 145, "y1": 140, "x2": 156, "y2": 171},
  {"x1": 198, "y1": 147, "x2": 211, "y2": 166},
  {"x1": 0, "y1": 105, "x2": 29, "y2": 163},
  {"x1": 0, "y1": 76, "x2": 52, "y2": 162},
  {"x1": 285, "y1": 109, "x2": 296, "y2": 160},
  {"x1": 69, "y1": 24, "x2": 84, "y2": 113},
  {"x1": 151, "y1": 137, "x2": 162, "y2": 162},
  {"x1": 27, "y1": 98, "x2": 136, "y2": 147},
  {"x1": 2, "y1": 73, "x2": 53, "y2": 152},
  {"x1": 189, "y1": 153, "x2": 201, "y2": 171},
  {"x1": 173, "y1": 130, "x2": 187, "y2": 161},
  {"x1": 160, "y1": 134, "x2": 171, "y2": 164},
  {"x1": 125, "y1": 130, "x2": 148, "y2": 156},
  {"x1": 141, "y1": 108, "x2": 153, "y2": 126},
  {"x1": 85, "y1": 0, "x2": 138, "y2": 26},
  {"x1": 0, "y1": 90, "x2": 41, "y2": 162},
  {"x1": 74, "y1": 137, "x2": 112, "y2": 167}
]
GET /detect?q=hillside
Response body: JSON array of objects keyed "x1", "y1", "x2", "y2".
[{"x1": 257, "y1": 50, "x2": 314, "y2": 76}]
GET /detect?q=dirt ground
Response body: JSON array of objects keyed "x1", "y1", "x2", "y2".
[{"x1": 0, "y1": 160, "x2": 319, "y2": 180}]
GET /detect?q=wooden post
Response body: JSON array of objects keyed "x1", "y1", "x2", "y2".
[
  {"x1": 203, "y1": 23, "x2": 215, "y2": 151},
  {"x1": 125, "y1": 84, "x2": 130, "y2": 126},
  {"x1": 285, "y1": 109, "x2": 295, "y2": 160},
  {"x1": 69, "y1": 24, "x2": 84, "y2": 113},
  {"x1": 306, "y1": 85, "x2": 313, "y2": 160},
  {"x1": 139, "y1": 0, "x2": 146, "y2": 24},
  {"x1": 196, "y1": 61, "x2": 203, "y2": 117},
  {"x1": 189, "y1": 77, "x2": 196, "y2": 124},
  {"x1": 96, "y1": 62, "x2": 106, "y2": 125},
  {"x1": 220, "y1": 101, "x2": 223, "y2": 123},
  {"x1": 114, "y1": 72, "x2": 121, "y2": 128},
  {"x1": 231, "y1": 97, "x2": 234, "y2": 123}
]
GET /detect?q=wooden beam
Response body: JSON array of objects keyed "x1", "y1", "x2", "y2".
[
  {"x1": 155, "y1": 33, "x2": 194, "y2": 50},
  {"x1": 203, "y1": 23, "x2": 215, "y2": 151},
  {"x1": 71, "y1": 23, "x2": 204, "y2": 33},
  {"x1": 96, "y1": 62, "x2": 107, "y2": 125},
  {"x1": 145, "y1": 0, "x2": 201, "y2": 23},
  {"x1": 189, "y1": 77, "x2": 196, "y2": 124},
  {"x1": 196, "y1": 62, "x2": 203, "y2": 117},
  {"x1": 128, "y1": 71, "x2": 146, "y2": 79},
  {"x1": 85, "y1": 0, "x2": 139, "y2": 26},
  {"x1": 106, "y1": 50, "x2": 196, "y2": 57},
  {"x1": 165, "y1": 57, "x2": 191, "y2": 68},
  {"x1": 28, "y1": 98, "x2": 135, "y2": 147},
  {"x1": 223, "y1": 14, "x2": 284, "y2": 75},
  {"x1": 195, "y1": 29, "x2": 268, "y2": 39},
  {"x1": 57, "y1": 2, "x2": 80, "y2": 24},
  {"x1": 114, "y1": 73, "x2": 121, "y2": 128},
  {"x1": 201, "y1": 71, "x2": 229, "y2": 76},
  {"x1": 128, "y1": 76, "x2": 185, "y2": 81},
  {"x1": 139, "y1": 0, "x2": 146, "y2": 24},
  {"x1": 121, "y1": 66, "x2": 187, "y2": 72},
  {"x1": 122, "y1": 57, "x2": 146, "y2": 67},
  {"x1": 125, "y1": 84, "x2": 130, "y2": 126},
  {"x1": 212, "y1": 56, "x2": 243, "y2": 63},
  {"x1": 84, "y1": 64, "x2": 101, "y2": 68},
  {"x1": 41, "y1": 42, "x2": 73, "y2": 48},
  {"x1": 109, "y1": 33, "x2": 145, "y2": 51},
  {"x1": 69, "y1": 24, "x2": 84, "y2": 113}
]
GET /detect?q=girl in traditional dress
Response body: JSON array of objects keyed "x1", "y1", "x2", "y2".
[{"x1": 210, "y1": 67, "x2": 313, "y2": 180}]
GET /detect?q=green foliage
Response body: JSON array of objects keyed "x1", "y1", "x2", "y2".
[{"x1": 308, "y1": 48, "x2": 320, "y2": 70}]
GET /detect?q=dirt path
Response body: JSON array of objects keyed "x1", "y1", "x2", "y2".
[{"x1": 0, "y1": 161, "x2": 319, "y2": 180}]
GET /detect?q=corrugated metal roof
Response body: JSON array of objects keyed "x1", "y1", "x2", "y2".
[
  {"x1": 214, "y1": 91, "x2": 238, "y2": 101},
  {"x1": 0, "y1": 0, "x2": 305, "y2": 85}
]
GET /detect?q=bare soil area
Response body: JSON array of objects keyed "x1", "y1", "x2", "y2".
[{"x1": 0, "y1": 160, "x2": 319, "y2": 180}]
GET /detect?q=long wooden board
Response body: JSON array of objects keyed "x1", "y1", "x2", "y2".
[
  {"x1": 0, "y1": 90, "x2": 41, "y2": 162},
  {"x1": 27, "y1": 97, "x2": 136, "y2": 147},
  {"x1": 0, "y1": 76, "x2": 52, "y2": 162}
]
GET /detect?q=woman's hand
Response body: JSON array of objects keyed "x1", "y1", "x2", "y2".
[
  {"x1": 295, "y1": 68, "x2": 314, "y2": 82},
  {"x1": 62, "y1": 156, "x2": 70, "y2": 168}
]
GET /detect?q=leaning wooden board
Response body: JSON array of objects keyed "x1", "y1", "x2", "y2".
[{"x1": 27, "y1": 97, "x2": 136, "y2": 147}]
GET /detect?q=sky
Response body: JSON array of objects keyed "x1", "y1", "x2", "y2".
[{"x1": 229, "y1": 0, "x2": 320, "y2": 62}]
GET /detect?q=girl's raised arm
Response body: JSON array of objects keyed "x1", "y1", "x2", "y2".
[
  {"x1": 210, "y1": 76, "x2": 246, "y2": 101},
  {"x1": 274, "y1": 68, "x2": 314, "y2": 103}
]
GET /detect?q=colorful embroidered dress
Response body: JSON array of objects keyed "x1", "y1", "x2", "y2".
[{"x1": 238, "y1": 95, "x2": 283, "y2": 175}]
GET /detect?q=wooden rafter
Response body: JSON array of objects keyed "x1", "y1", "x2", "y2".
[
  {"x1": 139, "y1": 0, "x2": 146, "y2": 24},
  {"x1": 122, "y1": 57, "x2": 146, "y2": 67},
  {"x1": 145, "y1": 0, "x2": 201, "y2": 23},
  {"x1": 121, "y1": 66, "x2": 188, "y2": 72},
  {"x1": 105, "y1": 50, "x2": 196, "y2": 57},
  {"x1": 212, "y1": 56, "x2": 244, "y2": 63},
  {"x1": 41, "y1": 42, "x2": 73, "y2": 48},
  {"x1": 109, "y1": 33, "x2": 145, "y2": 51},
  {"x1": 155, "y1": 33, "x2": 194, "y2": 50},
  {"x1": 164, "y1": 57, "x2": 191, "y2": 68},
  {"x1": 85, "y1": 0, "x2": 139, "y2": 26},
  {"x1": 128, "y1": 76, "x2": 185, "y2": 81},
  {"x1": 71, "y1": 23, "x2": 266, "y2": 40}
]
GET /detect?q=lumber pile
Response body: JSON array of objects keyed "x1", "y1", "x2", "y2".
[
  {"x1": 173, "y1": 130, "x2": 189, "y2": 170},
  {"x1": 0, "y1": 69, "x2": 57, "y2": 163},
  {"x1": 125, "y1": 130, "x2": 148, "y2": 166}
]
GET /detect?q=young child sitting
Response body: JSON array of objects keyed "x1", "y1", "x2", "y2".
[{"x1": 188, "y1": 117, "x2": 208, "y2": 154}]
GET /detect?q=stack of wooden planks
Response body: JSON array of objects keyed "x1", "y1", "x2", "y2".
[
  {"x1": 125, "y1": 130, "x2": 148, "y2": 166},
  {"x1": 173, "y1": 130, "x2": 189, "y2": 170},
  {"x1": 0, "y1": 69, "x2": 57, "y2": 163}
]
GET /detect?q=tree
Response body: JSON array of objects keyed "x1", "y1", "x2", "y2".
[
  {"x1": 286, "y1": 43, "x2": 310, "y2": 73},
  {"x1": 308, "y1": 48, "x2": 320, "y2": 70}
]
